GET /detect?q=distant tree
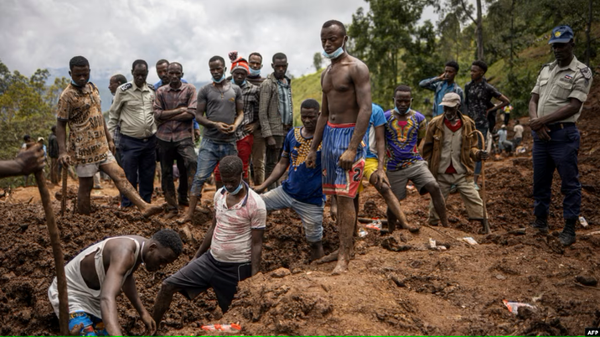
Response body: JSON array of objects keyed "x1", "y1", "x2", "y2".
[
  {"x1": 348, "y1": 0, "x2": 435, "y2": 104},
  {"x1": 313, "y1": 52, "x2": 323, "y2": 71},
  {"x1": 0, "y1": 60, "x2": 68, "y2": 188}
]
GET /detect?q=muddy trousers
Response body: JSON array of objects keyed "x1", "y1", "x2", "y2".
[
  {"x1": 532, "y1": 124, "x2": 581, "y2": 220},
  {"x1": 429, "y1": 173, "x2": 484, "y2": 224}
]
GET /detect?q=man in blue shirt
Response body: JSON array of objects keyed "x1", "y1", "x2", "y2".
[
  {"x1": 419, "y1": 61, "x2": 464, "y2": 117},
  {"x1": 254, "y1": 99, "x2": 324, "y2": 261}
]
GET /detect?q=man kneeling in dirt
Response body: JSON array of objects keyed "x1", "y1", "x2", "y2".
[
  {"x1": 47, "y1": 229, "x2": 183, "y2": 336},
  {"x1": 56, "y1": 56, "x2": 163, "y2": 217},
  {"x1": 254, "y1": 99, "x2": 325, "y2": 261},
  {"x1": 422, "y1": 92, "x2": 490, "y2": 234},
  {"x1": 152, "y1": 156, "x2": 266, "y2": 328}
]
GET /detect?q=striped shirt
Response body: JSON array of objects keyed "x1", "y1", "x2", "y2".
[
  {"x1": 277, "y1": 78, "x2": 293, "y2": 126},
  {"x1": 153, "y1": 83, "x2": 197, "y2": 142},
  {"x1": 235, "y1": 81, "x2": 260, "y2": 140}
]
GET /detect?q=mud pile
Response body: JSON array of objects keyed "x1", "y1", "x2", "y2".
[{"x1": 0, "y1": 77, "x2": 599, "y2": 335}]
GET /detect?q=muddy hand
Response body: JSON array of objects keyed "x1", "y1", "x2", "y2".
[
  {"x1": 16, "y1": 144, "x2": 45, "y2": 175},
  {"x1": 338, "y1": 148, "x2": 357, "y2": 171}
]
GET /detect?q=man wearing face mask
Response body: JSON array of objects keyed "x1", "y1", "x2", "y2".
[
  {"x1": 422, "y1": 92, "x2": 490, "y2": 234},
  {"x1": 419, "y1": 60, "x2": 464, "y2": 117},
  {"x1": 383, "y1": 85, "x2": 449, "y2": 228},
  {"x1": 179, "y1": 56, "x2": 244, "y2": 224},
  {"x1": 107, "y1": 60, "x2": 157, "y2": 208},
  {"x1": 48, "y1": 229, "x2": 183, "y2": 336},
  {"x1": 153, "y1": 156, "x2": 265, "y2": 328},
  {"x1": 214, "y1": 52, "x2": 260, "y2": 187},
  {"x1": 153, "y1": 62, "x2": 198, "y2": 219},
  {"x1": 247, "y1": 52, "x2": 265, "y2": 86},
  {"x1": 259, "y1": 52, "x2": 293, "y2": 190}
]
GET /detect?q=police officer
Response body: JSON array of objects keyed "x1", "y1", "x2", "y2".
[
  {"x1": 107, "y1": 59, "x2": 157, "y2": 208},
  {"x1": 528, "y1": 25, "x2": 593, "y2": 246}
]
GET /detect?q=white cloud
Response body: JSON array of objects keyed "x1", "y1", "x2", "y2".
[{"x1": 1, "y1": 0, "x2": 438, "y2": 83}]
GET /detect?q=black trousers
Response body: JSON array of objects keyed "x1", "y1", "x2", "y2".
[{"x1": 119, "y1": 134, "x2": 157, "y2": 207}]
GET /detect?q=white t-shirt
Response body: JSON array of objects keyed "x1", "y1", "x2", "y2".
[
  {"x1": 210, "y1": 186, "x2": 266, "y2": 263},
  {"x1": 513, "y1": 125, "x2": 524, "y2": 138}
]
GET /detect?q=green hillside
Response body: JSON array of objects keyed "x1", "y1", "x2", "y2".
[
  {"x1": 291, "y1": 25, "x2": 599, "y2": 124},
  {"x1": 292, "y1": 69, "x2": 324, "y2": 126}
]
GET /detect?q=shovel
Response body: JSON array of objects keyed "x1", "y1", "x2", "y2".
[{"x1": 34, "y1": 170, "x2": 69, "y2": 335}]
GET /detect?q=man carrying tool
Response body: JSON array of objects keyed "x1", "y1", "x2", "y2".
[
  {"x1": 422, "y1": 92, "x2": 490, "y2": 233},
  {"x1": 47, "y1": 229, "x2": 183, "y2": 336}
]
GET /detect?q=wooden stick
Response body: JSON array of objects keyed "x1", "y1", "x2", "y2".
[
  {"x1": 60, "y1": 167, "x2": 67, "y2": 215},
  {"x1": 470, "y1": 130, "x2": 491, "y2": 234},
  {"x1": 35, "y1": 171, "x2": 69, "y2": 335}
]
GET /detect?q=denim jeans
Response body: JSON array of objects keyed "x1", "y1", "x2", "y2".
[
  {"x1": 261, "y1": 186, "x2": 324, "y2": 242},
  {"x1": 190, "y1": 138, "x2": 237, "y2": 197},
  {"x1": 532, "y1": 125, "x2": 581, "y2": 220}
]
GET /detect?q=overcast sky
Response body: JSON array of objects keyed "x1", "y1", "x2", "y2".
[{"x1": 0, "y1": 0, "x2": 440, "y2": 83}]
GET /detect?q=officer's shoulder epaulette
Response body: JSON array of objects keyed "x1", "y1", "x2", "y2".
[
  {"x1": 147, "y1": 83, "x2": 155, "y2": 91},
  {"x1": 120, "y1": 83, "x2": 133, "y2": 91},
  {"x1": 538, "y1": 62, "x2": 551, "y2": 75},
  {"x1": 579, "y1": 66, "x2": 592, "y2": 80}
]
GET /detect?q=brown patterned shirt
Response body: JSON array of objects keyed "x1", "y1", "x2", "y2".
[{"x1": 56, "y1": 82, "x2": 109, "y2": 165}]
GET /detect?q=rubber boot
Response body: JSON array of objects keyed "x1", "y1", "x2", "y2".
[
  {"x1": 531, "y1": 216, "x2": 549, "y2": 234},
  {"x1": 559, "y1": 218, "x2": 576, "y2": 247},
  {"x1": 309, "y1": 241, "x2": 324, "y2": 262}
]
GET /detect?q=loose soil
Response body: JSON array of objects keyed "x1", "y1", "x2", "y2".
[{"x1": 1, "y1": 78, "x2": 599, "y2": 335}]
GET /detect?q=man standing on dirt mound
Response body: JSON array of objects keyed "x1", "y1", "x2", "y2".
[
  {"x1": 153, "y1": 62, "x2": 198, "y2": 219},
  {"x1": 47, "y1": 229, "x2": 183, "y2": 336},
  {"x1": 178, "y1": 56, "x2": 244, "y2": 225},
  {"x1": 56, "y1": 56, "x2": 163, "y2": 217},
  {"x1": 107, "y1": 59, "x2": 157, "y2": 209},
  {"x1": 528, "y1": 25, "x2": 593, "y2": 246},
  {"x1": 383, "y1": 85, "x2": 449, "y2": 228},
  {"x1": 153, "y1": 156, "x2": 266, "y2": 328},
  {"x1": 255, "y1": 99, "x2": 326, "y2": 261},
  {"x1": 305, "y1": 20, "x2": 371, "y2": 275},
  {"x1": 422, "y1": 92, "x2": 490, "y2": 234}
]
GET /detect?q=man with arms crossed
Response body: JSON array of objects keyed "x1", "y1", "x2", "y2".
[{"x1": 306, "y1": 20, "x2": 371, "y2": 275}]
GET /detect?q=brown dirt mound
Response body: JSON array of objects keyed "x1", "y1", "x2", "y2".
[{"x1": 0, "y1": 75, "x2": 599, "y2": 335}]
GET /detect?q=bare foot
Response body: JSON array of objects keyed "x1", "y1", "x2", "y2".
[
  {"x1": 314, "y1": 250, "x2": 338, "y2": 264},
  {"x1": 180, "y1": 225, "x2": 193, "y2": 243},
  {"x1": 142, "y1": 204, "x2": 164, "y2": 218},
  {"x1": 177, "y1": 214, "x2": 192, "y2": 225},
  {"x1": 331, "y1": 257, "x2": 349, "y2": 275},
  {"x1": 402, "y1": 223, "x2": 420, "y2": 233}
]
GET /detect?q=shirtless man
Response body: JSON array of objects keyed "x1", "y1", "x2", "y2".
[
  {"x1": 47, "y1": 229, "x2": 183, "y2": 336},
  {"x1": 306, "y1": 20, "x2": 372, "y2": 275}
]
